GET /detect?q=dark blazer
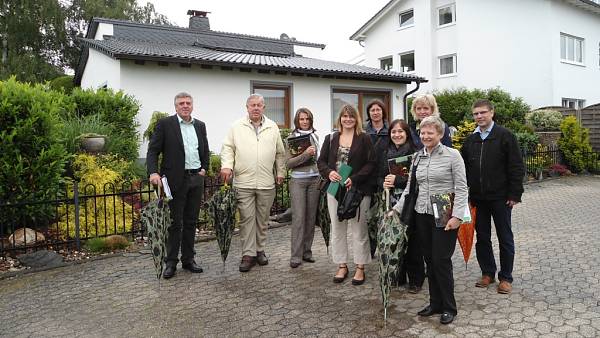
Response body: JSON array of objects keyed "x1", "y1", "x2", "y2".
[
  {"x1": 460, "y1": 124, "x2": 525, "y2": 202},
  {"x1": 317, "y1": 132, "x2": 376, "y2": 195},
  {"x1": 146, "y1": 114, "x2": 210, "y2": 193}
]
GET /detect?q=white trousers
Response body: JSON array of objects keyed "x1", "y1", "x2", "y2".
[{"x1": 327, "y1": 194, "x2": 372, "y2": 265}]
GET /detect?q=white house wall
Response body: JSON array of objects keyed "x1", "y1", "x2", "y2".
[
  {"x1": 118, "y1": 60, "x2": 407, "y2": 158},
  {"x1": 550, "y1": 0, "x2": 600, "y2": 107},
  {"x1": 357, "y1": 0, "x2": 600, "y2": 109},
  {"x1": 80, "y1": 49, "x2": 121, "y2": 89},
  {"x1": 93, "y1": 23, "x2": 114, "y2": 40}
]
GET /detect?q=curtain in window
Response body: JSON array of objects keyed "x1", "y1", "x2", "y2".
[{"x1": 255, "y1": 88, "x2": 285, "y2": 125}]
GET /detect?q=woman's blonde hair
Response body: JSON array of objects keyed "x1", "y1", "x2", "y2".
[
  {"x1": 419, "y1": 116, "x2": 444, "y2": 135},
  {"x1": 336, "y1": 104, "x2": 363, "y2": 135},
  {"x1": 410, "y1": 94, "x2": 439, "y2": 120}
]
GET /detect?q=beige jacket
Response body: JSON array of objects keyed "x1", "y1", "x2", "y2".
[{"x1": 221, "y1": 115, "x2": 286, "y2": 189}]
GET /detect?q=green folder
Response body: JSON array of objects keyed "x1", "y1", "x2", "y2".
[{"x1": 327, "y1": 163, "x2": 353, "y2": 196}]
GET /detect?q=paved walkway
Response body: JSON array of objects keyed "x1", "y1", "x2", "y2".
[{"x1": 1, "y1": 176, "x2": 600, "y2": 337}]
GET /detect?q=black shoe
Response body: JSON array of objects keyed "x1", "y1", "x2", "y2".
[
  {"x1": 440, "y1": 312, "x2": 455, "y2": 325},
  {"x1": 302, "y1": 256, "x2": 316, "y2": 263},
  {"x1": 333, "y1": 265, "x2": 348, "y2": 283},
  {"x1": 417, "y1": 305, "x2": 441, "y2": 317},
  {"x1": 182, "y1": 261, "x2": 204, "y2": 273},
  {"x1": 290, "y1": 261, "x2": 301, "y2": 268},
  {"x1": 256, "y1": 251, "x2": 269, "y2": 266},
  {"x1": 162, "y1": 265, "x2": 176, "y2": 279},
  {"x1": 351, "y1": 266, "x2": 366, "y2": 285}
]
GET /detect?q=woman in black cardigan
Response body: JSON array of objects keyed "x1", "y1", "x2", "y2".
[
  {"x1": 317, "y1": 104, "x2": 376, "y2": 285},
  {"x1": 375, "y1": 119, "x2": 424, "y2": 293}
]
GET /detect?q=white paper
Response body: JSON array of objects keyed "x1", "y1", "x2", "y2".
[
  {"x1": 432, "y1": 203, "x2": 439, "y2": 219},
  {"x1": 161, "y1": 176, "x2": 173, "y2": 201},
  {"x1": 462, "y1": 206, "x2": 472, "y2": 223}
]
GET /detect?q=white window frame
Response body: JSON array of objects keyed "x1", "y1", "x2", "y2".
[
  {"x1": 438, "y1": 54, "x2": 457, "y2": 77},
  {"x1": 379, "y1": 56, "x2": 393, "y2": 71},
  {"x1": 560, "y1": 33, "x2": 585, "y2": 66},
  {"x1": 562, "y1": 98, "x2": 586, "y2": 109},
  {"x1": 437, "y1": 4, "x2": 456, "y2": 28},
  {"x1": 399, "y1": 51, "x2": 415, "y2": 73},
  {"x1": 398, "y1": 9, "x2": 414, "y2": 30}
]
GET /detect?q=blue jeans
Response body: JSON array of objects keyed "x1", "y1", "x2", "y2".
[{"x1": 473, "y1": 199, "x2": 515, "y2": 283}]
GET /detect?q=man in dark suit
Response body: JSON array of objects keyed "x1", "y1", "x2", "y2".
[{"x1": 147, "y1": 92, "x2": 210, "y2": 279}]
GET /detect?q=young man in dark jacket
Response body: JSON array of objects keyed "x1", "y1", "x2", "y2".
[{"x1": 460, "y1": 99, "x2": 525, "y2": 294}]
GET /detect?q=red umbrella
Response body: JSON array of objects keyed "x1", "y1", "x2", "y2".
[{"x1": 457, "y1": 204, "x2": 476, "y2": 266}]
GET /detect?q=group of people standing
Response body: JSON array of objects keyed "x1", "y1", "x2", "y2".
[{"x1": 147, "y1": 91, "x2": 525, "y2": 325}]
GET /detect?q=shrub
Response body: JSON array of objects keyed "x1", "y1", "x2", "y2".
[
  {"x1": 0, "y1": 77, "x2": 70, "y2": 231},
  {"x1": 525, "y1": 109, "x2": 563, "y2": 131},
  {"x1": 57, "y1": 154, "x2": 134, "y2": 239},
  {"x1": 143, "y1": 111, "x2": 169, "y2": 141},
  {"x1": 451, "y1": 120, "x2": 477, "y2": 150},
  {"x1": 523, "y1": 144, "x2": 553, "y2": 175},
  {"x1": 558, "y1": 116, "x2": 597, "y2": 172},
  {"x1": 104, "y1": 235, "x2": 130, "y2": 250},
  {"x1": 85, "y1": 237, "x2": 107, "y2": 253},
  {"x1": 514, "y1": 132, "x2": 540, "y2": 152},
  {"x1": 70, "y1": 88, "x2": 141, "y2": 161},
  {"x1": 207, "y1": 152, "x2": 222, "y2": 177},
  {"x1": 433, "y1": 87, "x2": 530, "y2": 127},
  {"x1": 49, "y1": 75, "x2": 75, "y2": 94}
]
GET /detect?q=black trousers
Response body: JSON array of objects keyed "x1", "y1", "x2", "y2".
[
  {"x1": 473, "y1": 199, "x2": 515, "y2": 283},
  {"x1": 395, "y1": 224, "x2": 425, "y2": 287},
  {"x1": 166, "y1": 174, "x2": 204, "y2": 266},
  {"x1": 415, "y1": 212, "x2": 458, "y2": 315}
]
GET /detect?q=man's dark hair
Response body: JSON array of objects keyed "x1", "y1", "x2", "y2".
[{"x1": 472, "y1": 99, "x2": 495, "y2": 111}]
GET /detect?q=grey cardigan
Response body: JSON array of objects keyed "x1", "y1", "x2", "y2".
[
  {"x1": 285, "y1": 131, "x2": 319, "y2": 176},
  {"x1": 393, "y1": 143, "x2": 469, "y2": 220}
]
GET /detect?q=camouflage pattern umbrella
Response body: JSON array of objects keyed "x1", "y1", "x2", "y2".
[
  {"x1": 140, "y1": 187, "x2": 171, "y2": 280},
  {"x1": 378, "y1": 189, "x2": 409, "y2": 321},
  {"x1": 367, "y1": 190, "x2": 384, "y2": 258},
  {"x1": 315, "y1": 191, "x2": 331, "y2": 250},
  {"x1": 207, "y1": 183, "x2": 237, "y2": 266}
]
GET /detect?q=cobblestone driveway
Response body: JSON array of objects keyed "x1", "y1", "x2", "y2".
[{"x1": 1, "y1": 176, "x2": 600, "y2": 337}]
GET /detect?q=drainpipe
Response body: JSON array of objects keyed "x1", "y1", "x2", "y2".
[{"x1": 403, "y1": 81, "x2": 421, "y2": 119}]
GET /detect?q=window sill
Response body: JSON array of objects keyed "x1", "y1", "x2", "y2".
[
  {"x1": 397, "y1": 24, "x2": 415, "y2": 31},
  {"x1": 560, "y1": 60, "x2": 585, "y2": 67},
  {"x1": 437, "y1": 22, "x2": 456, "y2": 29},
  {"x1": 438, "y1": 73, "x2": 457, "y2": 78}
]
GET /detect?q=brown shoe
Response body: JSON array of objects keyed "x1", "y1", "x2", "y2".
[
  {"x1": 475, "y1": 275, "x2": 495, "y2": 288},
  {"x1": 497, "y1": 280, "x2": 512, "y2": 294},
  {"x1": 239, "y1": 255, "x2": 256, "y2": 272}
]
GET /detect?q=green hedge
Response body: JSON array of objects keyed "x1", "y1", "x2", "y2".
[{"x1": 0, "y1": 77, "x2": 70, "y2": 230}]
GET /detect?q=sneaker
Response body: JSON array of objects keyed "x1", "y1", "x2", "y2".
[{"x1": 497, "y1": 280, "x2": 512, "y2": 294}]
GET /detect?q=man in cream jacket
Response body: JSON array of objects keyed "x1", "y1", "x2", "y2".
[{"x1": 220, "y1": 94, "x2": 286, "y2": 272}]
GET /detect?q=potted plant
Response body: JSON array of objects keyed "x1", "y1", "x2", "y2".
[{"x1": 78, "y1": 133, "x2": 107, "y2": 153}]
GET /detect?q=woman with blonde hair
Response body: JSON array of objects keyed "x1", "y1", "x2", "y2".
[
  {"x1": 410, "y1": 94, "x2": 452, "y2": 149},
  {"x1": 285, "y1": 108, "x2": 320, "y2": 268},
  {"x1": 317, "y1": 104, "x2": 376, "y2": 285}
]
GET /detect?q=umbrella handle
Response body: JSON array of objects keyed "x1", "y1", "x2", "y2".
[{"x1": 385, "y1": 188, "x2": 390, "y2": 212}]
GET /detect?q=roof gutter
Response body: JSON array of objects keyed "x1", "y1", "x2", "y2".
[{"x1": 403, "y1": 80, "x2": 421, "y2": 118}]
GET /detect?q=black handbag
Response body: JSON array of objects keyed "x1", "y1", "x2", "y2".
[
  {"x1": 400, "y1": 157, "x2": 419, "y2": 226},
  {"x1": 337, "y1": 186, "x2": 364, "y2": 221}
]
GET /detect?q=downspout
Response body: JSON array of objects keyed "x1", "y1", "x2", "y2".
[{"x1": 403, "y1": 81, "x2": 421, "y2": 119}]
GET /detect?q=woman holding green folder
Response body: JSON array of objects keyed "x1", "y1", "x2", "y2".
[{"x1": 317, "y1": 104, "x2": 376, "y2": 285}]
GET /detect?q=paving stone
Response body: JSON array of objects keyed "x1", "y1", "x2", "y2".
[{"x1": 1, "y1": 176, "x2": 600, "y2": 337}]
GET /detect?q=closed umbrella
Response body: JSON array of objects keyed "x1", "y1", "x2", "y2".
[
  {"x1": 457, "y1": 204, "x2": 476, "y2": 266},
  {"x1": 140, "y1": 186, "x2": 171, "y2": 280},
  {"x1": 378, "y1": 189, "x2": 409, "y2": 321},
  {"x1": 207, "y1": 183, "x2": 238, "y2": 267},
  {"x1": 315, "y1": 190, "x2": 331, "y2": 250},
  {"x1": 367, "y1": 190, "x2": 384, "y2": 258}
]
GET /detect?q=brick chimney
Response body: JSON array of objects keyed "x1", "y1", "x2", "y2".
[{"x1": 187, "y1": 10, "x2": 210, "y2": 31}]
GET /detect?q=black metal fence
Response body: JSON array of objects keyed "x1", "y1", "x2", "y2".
[
  {"x1": 521, "y1": 145, "x2": 600, "y2": 176},
  {"x1": 0, "y1": 177, "x2": 291, "y2": 257}
]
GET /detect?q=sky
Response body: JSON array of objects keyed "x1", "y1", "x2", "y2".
[{"x1": 148, "y1": 0, "x2": 390, "y2": 63}]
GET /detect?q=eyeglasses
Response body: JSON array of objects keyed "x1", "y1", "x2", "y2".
[{"x1": 472, "y1": 110, "x2": 489, "y2": 116}]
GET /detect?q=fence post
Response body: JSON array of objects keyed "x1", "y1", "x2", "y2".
[{"x1": 74, "y1": 181, "x2": 81, "y2": 251}]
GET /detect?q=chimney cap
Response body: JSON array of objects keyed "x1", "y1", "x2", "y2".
[{"x1": 187, "y1": 10, "x2": 210, "y2": 17}]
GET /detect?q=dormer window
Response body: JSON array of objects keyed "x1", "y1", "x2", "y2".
[{"x1": 399, "y1": 9, "x2": 414, "y2": 28}]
